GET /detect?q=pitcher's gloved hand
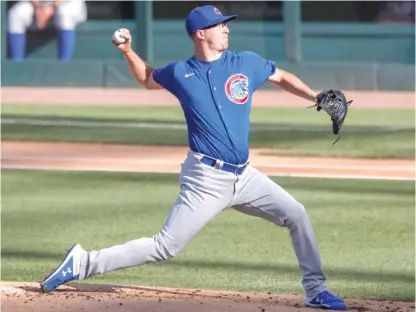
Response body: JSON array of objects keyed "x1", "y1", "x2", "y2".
[{"x1": 310, "y1": 89, "x2": 353, "y2": 145}]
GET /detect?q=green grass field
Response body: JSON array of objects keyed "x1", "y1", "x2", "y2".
[
  {"x1": 2, "y1": 104, "x2": 415, "y2": 158},
  {"x1": 2, "y1": 169, "x2": 414, "y2": 301}
]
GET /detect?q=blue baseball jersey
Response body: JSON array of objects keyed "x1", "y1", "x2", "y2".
[{"x1": 153, "y1": 50, "x2": 276, "y2": 165}]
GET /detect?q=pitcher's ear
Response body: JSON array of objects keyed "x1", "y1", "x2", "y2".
[{"x1": 195, "y1": 29, "x2": 205, "y2": 40}]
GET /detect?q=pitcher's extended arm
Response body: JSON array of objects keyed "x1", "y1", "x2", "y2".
[{"x1": 268, "y1": 69, "x2": 317, "y2": 103}]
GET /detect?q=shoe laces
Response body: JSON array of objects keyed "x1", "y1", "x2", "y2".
[{"x1": 316, "y1": 291, "x2": 338, "y2": 302}]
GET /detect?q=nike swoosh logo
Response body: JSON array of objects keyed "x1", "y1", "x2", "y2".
[{"x1": 184, "y1": 73, "x2": 195, "y2": 78}]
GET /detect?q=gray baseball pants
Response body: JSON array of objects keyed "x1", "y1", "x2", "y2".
[{"x1": 79, "y1": 150, "x2": 327, "y2": 298}]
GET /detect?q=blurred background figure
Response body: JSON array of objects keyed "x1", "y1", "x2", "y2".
[
  {"x1": 375, "y1": 1, "x2": 415, "y2": 24},
  {"x1": 7, "y1": 0, "x2": 87, "y2": 61}
]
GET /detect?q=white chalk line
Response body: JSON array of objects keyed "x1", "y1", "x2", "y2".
[
  {"x1": 2, "y1": 118, "x2": 412, "y2": 132},
  {"x1": 1, "y1": 165, "x2": 413, "y2": 181},
  {"x1": 2, "y1": 156, "x2": 414, "y2": 172}
]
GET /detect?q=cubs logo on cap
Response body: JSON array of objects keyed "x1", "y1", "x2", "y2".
[
  {"x1": 225, "y1": 74, "x2": 249, "y2": 104},
  {"x1": 185, "y1": 5, "x2": 237, "y2": 37}
]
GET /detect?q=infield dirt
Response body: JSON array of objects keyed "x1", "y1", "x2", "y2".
[{"x1": 2, "y1": 282, "x2": 415, "y2": 312}]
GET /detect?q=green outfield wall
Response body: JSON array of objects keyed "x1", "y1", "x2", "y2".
[
  {"x1": 1, "y1": 1, "x2": 414, "y2": 90},
  {"x1": 2, "y1": 58, "x2": 414, "y2": 91}
]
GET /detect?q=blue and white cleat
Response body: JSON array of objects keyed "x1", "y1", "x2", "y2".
[
  {"x1": 40, "y1": 243, "x2": 85, "y2": 293},
  {"x1": 305, "y1": 290, "x2": 347, "y2": 310}
]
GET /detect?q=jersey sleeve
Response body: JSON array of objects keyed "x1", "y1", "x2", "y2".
[
  {"x1": 241, "y1": 52, "x2": 277, "y2": 91},
  {"x1": 152, "y1": 62, "x2": 178, "y2": 96}
]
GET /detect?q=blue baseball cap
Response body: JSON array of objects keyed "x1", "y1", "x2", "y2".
[{"x1": 185, "y1": 5, "x2": 237, "y2": 37}]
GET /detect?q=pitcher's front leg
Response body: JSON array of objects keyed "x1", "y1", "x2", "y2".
[
  {"x1": 83, "y1": 182, "x2": 231, "y2": 279},
  {"x1": 40, "y1": 154, "x2": 236, "y2": 293},
  {"x1": 232, "y1": 166, "x2": 326, "y2": 299}
]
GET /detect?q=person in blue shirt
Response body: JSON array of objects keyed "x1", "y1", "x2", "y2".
[{"x1": 40, "y1": 5, "x2": 347, "y2": 310}]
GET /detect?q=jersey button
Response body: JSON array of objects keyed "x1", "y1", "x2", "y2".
[
  {"x1": 214, "y1": 87, "x2": 217, "y2": 91},
  {"x1": 208, "y1": 70, "x2": 211, "y2": 74}
]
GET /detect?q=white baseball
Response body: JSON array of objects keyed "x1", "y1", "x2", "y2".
[{"x1": 112, "y1": 29, "x2": 126, "y2": 44}]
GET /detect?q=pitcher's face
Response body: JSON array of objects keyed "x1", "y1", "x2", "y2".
[{"x1": 203, "y1": 22, "x2": 230, "y2": 51}]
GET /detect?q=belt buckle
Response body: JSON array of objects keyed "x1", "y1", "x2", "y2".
[{"x1": 214, "y1": 159, "x2": 223, "y2": 170}]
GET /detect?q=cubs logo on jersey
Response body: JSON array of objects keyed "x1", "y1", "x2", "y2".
[{"x1": 225, "y1": 74, "x2": 249, "y2": 104}]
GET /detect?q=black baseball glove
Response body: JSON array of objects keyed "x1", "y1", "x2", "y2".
[{"x1": 309, "y1": 89, "x2": 353, "y2": 144}]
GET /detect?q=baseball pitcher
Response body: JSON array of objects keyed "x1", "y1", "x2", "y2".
[{"x1": 40, "y1": 5, "x2": 351, "y2": 310}]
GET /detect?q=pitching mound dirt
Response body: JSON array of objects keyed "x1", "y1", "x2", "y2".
[{"x1": 1, "y1": 282, "x2": 414, "y2": 312}]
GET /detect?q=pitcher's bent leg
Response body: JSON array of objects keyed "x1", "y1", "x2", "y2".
[
  {"x1": 82, "y1": 183, "x2": 229, "y2": 279},
  {"x1": 232, "y1": 166, "x2": 326, "y2": 298}
]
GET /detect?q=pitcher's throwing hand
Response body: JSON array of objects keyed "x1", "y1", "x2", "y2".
[{"x1": 112, "y1": 28, "x2": 132, "y2": 53}]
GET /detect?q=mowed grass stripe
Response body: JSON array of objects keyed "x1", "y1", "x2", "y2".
[
  {"x1": 2, "y1": 169, "x2": 414, "y2": 300},
  {"x1": 2, "y1": 117, "x2": 412, "y2": 132},
  {"x1": 2, "y1": 104, "x2": 415, "y2": 127}
]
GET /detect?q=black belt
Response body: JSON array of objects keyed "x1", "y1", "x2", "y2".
[{"x1": 200, "y1": 156, "x2": 248, "y2": 175}]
